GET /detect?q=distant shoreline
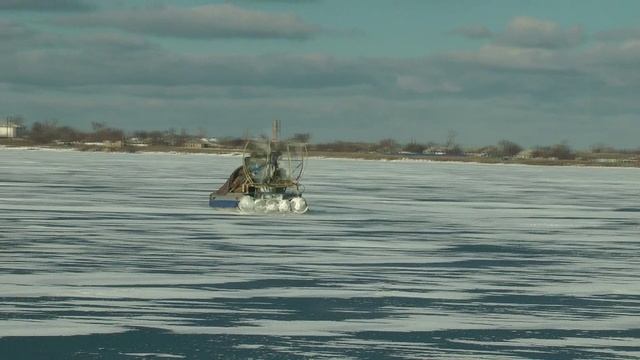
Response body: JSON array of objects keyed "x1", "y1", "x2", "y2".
[{"x1": 2, "y1": 142, "x2": 639, "y2": 168}]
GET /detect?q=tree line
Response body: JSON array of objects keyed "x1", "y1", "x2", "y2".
[{"x1": 9, "y1": 120, "x2": 639, "y2": 159}]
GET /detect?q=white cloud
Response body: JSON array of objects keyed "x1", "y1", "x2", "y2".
[
  {"x1": 57, "y1": 4, "x2": 320, "y2": 40},
  {"x1": 497, "y1": 16, "x2": 584, "y2": 49}
]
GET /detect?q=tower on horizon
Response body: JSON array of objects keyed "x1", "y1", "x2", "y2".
[{"x1": 272, "y1": 119, "x2": 281, "y2": 142}]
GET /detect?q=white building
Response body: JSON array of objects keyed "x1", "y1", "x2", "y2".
[
  {"x1": 0, "y1": 122, "x2": 20, "y2": 138},
  {"x1": 515, "y1": 149, "x2": 535, "y2": 159}
]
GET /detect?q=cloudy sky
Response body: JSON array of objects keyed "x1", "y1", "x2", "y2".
[{"x1": 2, "y1": 0, "x2": 640, "y2": 147}]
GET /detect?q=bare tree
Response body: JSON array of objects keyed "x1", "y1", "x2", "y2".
[
  {"x1": 403, "y1": 142, "x2": 427, "y2": 153},
  {"x1": 378, "y1": 138, "x2": 399, "y2": 154},
  {"x1": 446, "y1": 130, "x2": 458, "y2": 149},
  {"x1": 532, "y1": 141, "x2": 575, "y2": 160},
  {"x1": 291, "y1": 133, "x2": 311, "y2": 143},
  {"x1": 497, "y1": 140, "x2": 522, "y2": 157},
  {"x1": 8, "y1": 115, "x2": 24, "y2": 126},
  {"x1": 91, "y1": 121, "x2": 106, "y2": 132},
  {"x1": 30, "y1": 120, "x2": 59, "y2": 144}
]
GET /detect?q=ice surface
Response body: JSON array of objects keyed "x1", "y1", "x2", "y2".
[{"x1": 1, "y1": 149, "x2": 639, "y2": 359}]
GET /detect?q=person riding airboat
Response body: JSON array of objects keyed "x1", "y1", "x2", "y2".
[{"x1": 210, "y1": 136, "x2": 309, "y2": 214}]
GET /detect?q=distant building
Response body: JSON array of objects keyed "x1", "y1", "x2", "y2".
[
  {"x1": 0, "y1": 122, "x2": 21, "y2": 138},
  {"x1": 465, "y1": 152, "x2": 489, "y2": 157},
  {"x1": 103, "y1": 140, "x2": 122, "y2": 149},
  {"x1": 515, "y1": 149, "x2": 534, "y2": 159},
  {"x1": 185, "y1": 138, "x2": 219, "y2": 149},
  {"x1": 184, "y1": 140, "x2": 203, "y2": 149},
  {"x1": 126, "y1": 137, "x2": 149, "y2": 147},
  {"x1": 184, "y1": 139, "x2": 210, "y2": 149},
  {"x1": 82, "y1": 140, "x2": 122, "y2": 149},
  {"x1": 423, "y1": 146, "x2": 448, "y2": 156},
  {"x1": 595, "y1": 158, "x2": 619, "y2": 163}
]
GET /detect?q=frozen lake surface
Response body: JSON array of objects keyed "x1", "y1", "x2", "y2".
[{"x1": 1, "y1": 148, "x2": 639, "y2": 359}]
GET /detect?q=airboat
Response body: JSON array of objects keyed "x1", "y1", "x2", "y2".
[{"x1": 209, "y1": 137, "x2": 309, "y2": 214}]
